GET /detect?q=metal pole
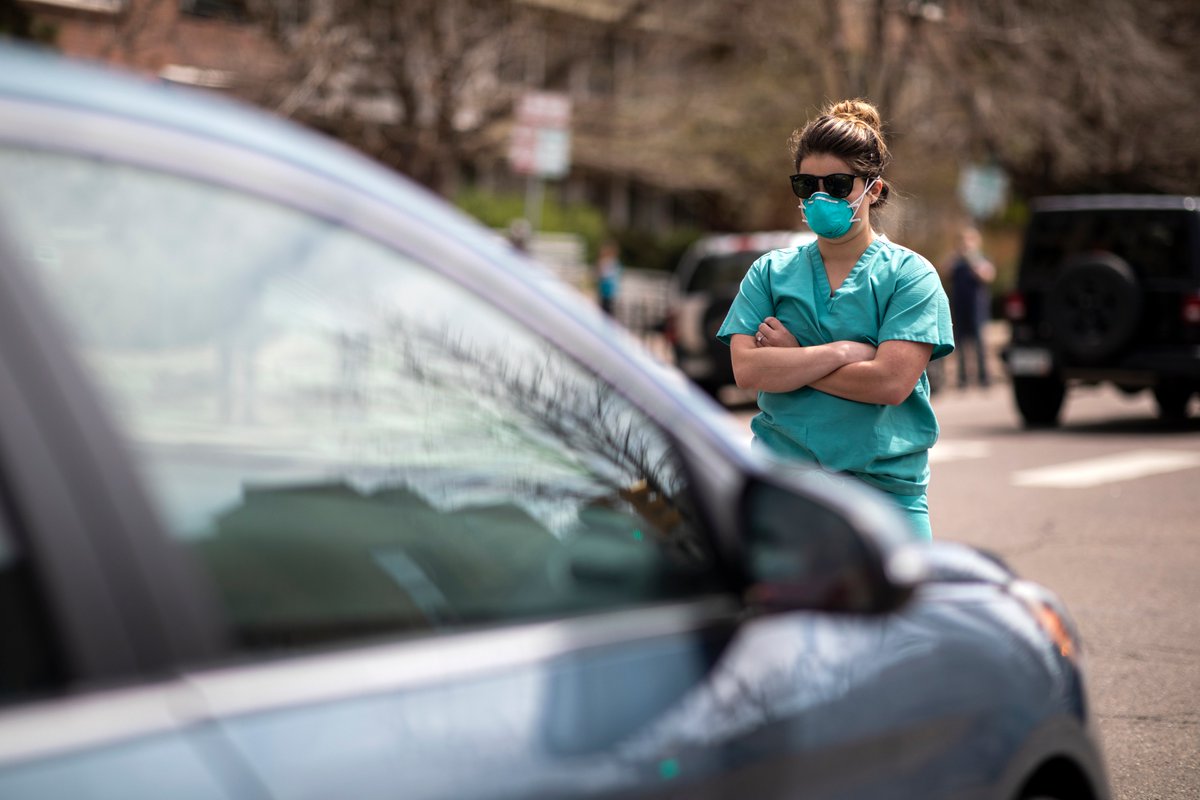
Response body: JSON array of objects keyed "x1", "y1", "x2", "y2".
[{"x1": 525, "y1": 175, "x2": 544, "y2": 232}]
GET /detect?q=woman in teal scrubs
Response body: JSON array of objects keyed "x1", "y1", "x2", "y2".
[{"x1": 718, "y1": 99, "x2": 953, "y2": 540}]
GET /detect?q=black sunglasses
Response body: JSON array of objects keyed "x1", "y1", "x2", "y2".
[{"x1": 790, "y1": 173, "x2": 861, "y2": 200}]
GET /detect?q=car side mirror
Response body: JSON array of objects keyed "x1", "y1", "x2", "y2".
[{"x1": 739, "y1": 473, "x2": 926, "y2": 615}]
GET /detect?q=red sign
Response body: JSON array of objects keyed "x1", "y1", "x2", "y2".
[
  {"x1": 510, "y1": 92, "x2": 572, "y2": 178},
  {"x1": 516, "y1": 92, "x2": 571, "y2": 129}
]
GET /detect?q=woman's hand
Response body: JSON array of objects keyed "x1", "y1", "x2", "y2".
[
  {"x1": 755, "y1": 316, "x2": 799, "y2": 348},
  {"x1": 733, "y1": 319, "x2": 879, "y2": 394},
  {"x1": 811, "y1": 340, "x2": 933, "y2": 405},
  {"x1": 755, "y1": 317, "x2": 875, "y2": 364}
]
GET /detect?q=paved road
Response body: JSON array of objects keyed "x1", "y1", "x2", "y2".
[
  {"x1": 730, "y1": 382, "x2": 1200, "y2": 800},
  {"x1": 931, "y1": 384, "x2": 1200, "y2": 800}
]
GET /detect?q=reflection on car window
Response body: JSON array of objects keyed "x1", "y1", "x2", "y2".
[{"x1": 0, "y1": 147, "x2": 717, "y2": 653}]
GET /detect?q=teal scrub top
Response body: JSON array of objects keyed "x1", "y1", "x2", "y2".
[{"x1": 717, "y1": 238, "x2": 954, "y2": 496}]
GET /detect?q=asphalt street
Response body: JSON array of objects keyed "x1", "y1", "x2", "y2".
[
  {"x1": 730, "y1": 381, "x2": 1200, "y2": 800},
  {"x1": 931, "y1": 382, "x2": 1200, "y2": 800}
]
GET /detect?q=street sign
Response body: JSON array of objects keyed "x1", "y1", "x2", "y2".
[
  {"x1": 958, "y1": 162, "x2": 1009, "y2": 220},
  {"x1": 516, "y1": 91, "x2": 571, "y2": 129},
  {"x1": 509, "y1": 91, "x2": 572, "y2": 179}
]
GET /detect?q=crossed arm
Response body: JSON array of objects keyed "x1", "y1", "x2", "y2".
[{"x1": 730, "y1": 316, "x2": 933, "y2": 406}]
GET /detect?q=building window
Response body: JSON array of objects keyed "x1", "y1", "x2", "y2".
[{"x1": 179, "y1": 0, "x2": 248, "y2": 22}]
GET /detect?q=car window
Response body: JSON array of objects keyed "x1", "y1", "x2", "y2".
[
  {"x1": 684, "y1": 251, "x2": 763, "y2": 294},
  {"x1": 1022, "y1": 209, "x2": 1194, "y2": 282},
  {"x1": 0, "y1": 146, "x2": 717, "y2": 656}
]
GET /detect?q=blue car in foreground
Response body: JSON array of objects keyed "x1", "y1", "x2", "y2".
[{"x1": 0, "y1": 44, "x2": 1108, "y2": 799}]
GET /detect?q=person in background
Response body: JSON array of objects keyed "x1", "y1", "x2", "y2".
[
  {"x1": 596, "y1": 239, "x2": 622, "y2": 316},
  {"x1": 944, "y1": 226, "x2": 995, "y2": 388},
  {"x1": 716, "y1": 98, "x2": 953, "y2": 542}
]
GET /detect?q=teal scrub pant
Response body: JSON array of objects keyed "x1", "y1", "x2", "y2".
[{"x1": 888, "y1": 491, "x2": 932, "y2": 542}]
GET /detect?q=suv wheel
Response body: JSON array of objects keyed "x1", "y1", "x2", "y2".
[
  {"x1": 1154, "y1": 383, "x2": 1193, "y2": 422},
  {"x1": 1047, "y1": 253, "x2": 1142, "y2": 363},
  {"x1": 1014, "y1": 376, "x2": 1066, "y2": 428}
]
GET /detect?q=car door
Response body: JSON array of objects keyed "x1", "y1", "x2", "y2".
[
  {"x1": 0, "y1": 79, "x2": 1008, "y2": 799},
  {"x1": 0, "y1": 117, "x2": 762, "y2": 798},
  {"x1": 0, "y1": 195, "x2": 247, "y2": 800}
]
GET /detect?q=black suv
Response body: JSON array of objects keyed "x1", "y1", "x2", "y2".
[{"x1": 1004, "y1": 195, "x2": 1200, "y2": 426}]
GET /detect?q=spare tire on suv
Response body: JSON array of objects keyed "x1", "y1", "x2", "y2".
[
  {"x1": 1003, "y1": 195, "x2": 1200, "y2": 426},
  {"x1": 1046, "y1": 251, "x2": 1143, "y2": 363}
]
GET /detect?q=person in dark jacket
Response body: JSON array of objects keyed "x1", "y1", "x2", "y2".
[{"x1": 945, "y1": 226, "x2": 995, "y2": 388}]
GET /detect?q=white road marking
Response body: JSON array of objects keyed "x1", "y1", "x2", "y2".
[
  {"x1": 930, "y1": 440, "x2": 991, "y2": 464},
  {"x1": 1011, "y1": 449, "x2": 1200, "y2": 489}
]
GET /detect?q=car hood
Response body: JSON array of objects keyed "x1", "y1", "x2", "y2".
[{"x1": 921, "y1": 541, "x2": 1016, "y2": 586}]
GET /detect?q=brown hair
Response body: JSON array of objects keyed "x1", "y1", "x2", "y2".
[{"x1": 790, "y1": 98, "x2": 891, "y2": 208}]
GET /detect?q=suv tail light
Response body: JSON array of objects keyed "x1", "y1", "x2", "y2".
[
  {"x1": 1004, "y1": 291, "x2": 1027, "y2": 322},
  {"x1": 1183, "y1": 293, "x2": 1200, "y2": 326}
]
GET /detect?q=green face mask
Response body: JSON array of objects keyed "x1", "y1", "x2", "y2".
[{"x1": 801, "y1": 178, "x2": 877, "y2": 239}]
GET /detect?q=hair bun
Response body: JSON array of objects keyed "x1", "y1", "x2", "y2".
[{"x1": 825, "y1": 98, "x2": 882, "y2": 133}]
